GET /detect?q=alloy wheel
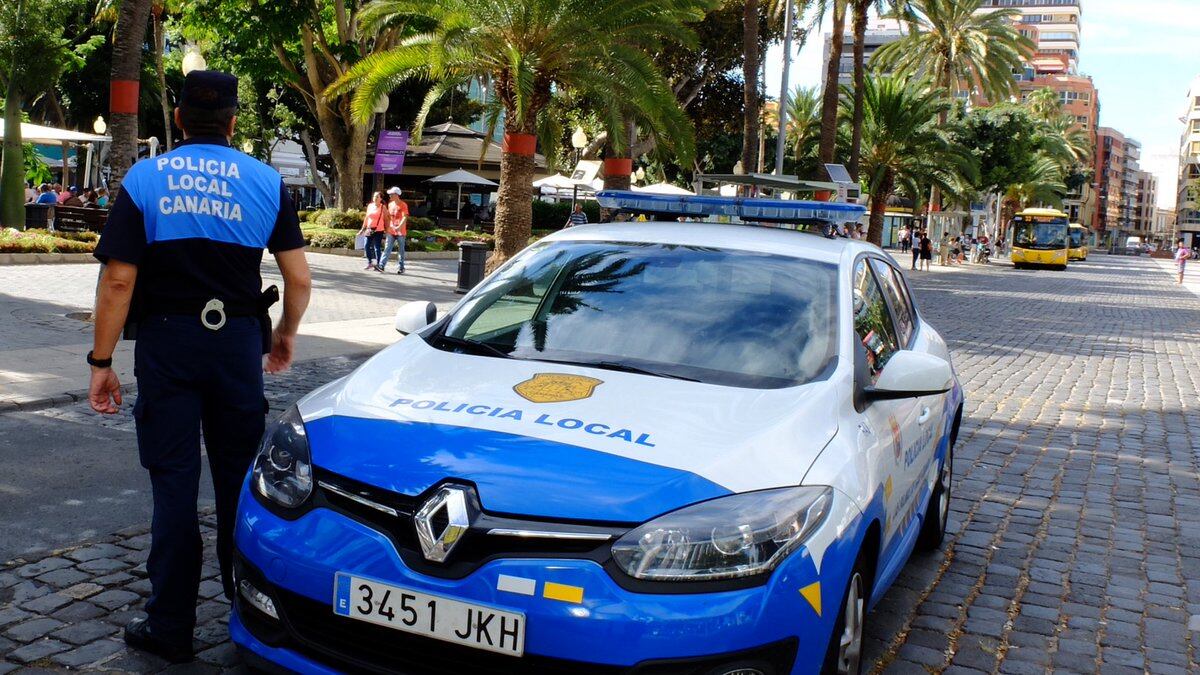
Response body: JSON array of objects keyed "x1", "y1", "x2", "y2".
[{"x1": 837, "y1": 571, "x2": 864, "y2": 675}]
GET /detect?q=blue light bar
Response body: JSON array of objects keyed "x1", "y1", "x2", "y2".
[{"x1": 596, "y1": 190, "x2": 866, "y2": 225}]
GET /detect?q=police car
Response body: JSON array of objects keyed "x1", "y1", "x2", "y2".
[{"x1": 231, "y1": 192, "x2": 964, "y2": 674}]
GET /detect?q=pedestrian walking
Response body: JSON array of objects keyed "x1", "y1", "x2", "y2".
[
  {"x1": 919, "y1": 231, "x2": 933, "y2": 271},
  {"x1": 900, "y1": 226, "x2": 911, "y2": 253},
  {"x1": 566, "y1": 202, "x2": 588, "y2": 227},
  {"x1": 88, "y1": 70, "x2": 311, "y2": 664},
  {"x1": 378, "y1": 187, "x2": 409, "y2": 274},
  {"x1": 1175, "y1": 238, "x2": 1191, "y2": 284},
  {"x1": 358, "y1": 191, "x2": 389, "y2": 271},
  {"x1": 911, "y1": 229, "x2": 921, "y2": 270}
]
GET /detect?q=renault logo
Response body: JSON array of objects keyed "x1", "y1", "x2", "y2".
[{"x1": 414, "y1": 485, "x2": 473, "y2": 562}]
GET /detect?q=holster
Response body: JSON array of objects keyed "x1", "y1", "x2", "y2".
[{"x1": 258, "y1": 285, "x2": 280, "y2": 354}]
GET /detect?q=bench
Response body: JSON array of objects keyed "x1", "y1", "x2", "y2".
[{"x1": 52, "y1": 205, "x2": 108, "y2": 233}]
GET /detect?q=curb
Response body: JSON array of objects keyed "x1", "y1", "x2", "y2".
[{"x1": 0, "y1": 252, "x2": 98, "y2": 265}]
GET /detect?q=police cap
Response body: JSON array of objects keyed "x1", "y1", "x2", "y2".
[{"x1": 179, "y1": 70, "x2": 238, "y2": 110}]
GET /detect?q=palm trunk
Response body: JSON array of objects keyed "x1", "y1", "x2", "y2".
[
  {"x1": 108, "y1": 0, "x2": 152, "y2": 196},
  {"x1": 867, "y1": 172, "x2": 894, "y2": 246},
  {"x1": 741, "y1": 0, "x2": 761, "y2": 173},
  {"x1": 818, "y1": 0, "x2": 847, "y2": 165},
  {"x1": 490, "y1": 123, "x2": 537, "y2": 272},
  {"x1": 1, "y1": 88, "x2": 25, "y2": 229},
  {"x1": 848, "y1": 0, "x2": 868, "y2": 181},
  {"x1": 153, "y1": 7, "x2": 172, "y2": 151}
]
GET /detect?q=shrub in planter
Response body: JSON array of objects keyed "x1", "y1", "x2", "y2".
[
  {"x1": 313, "y1": 209, "x2": 366, "y2": 230},
  {"x1": 308, "y1": 230, "x2": 357, "y2": 249},
  {"x1": 408, "y1": 216, "x2": 435, "y2": 230},
  {"x1": 0, "y1": 229, "x2": 96, "y2": 253}
]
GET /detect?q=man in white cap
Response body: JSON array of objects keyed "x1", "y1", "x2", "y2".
[{"x1": 378, "y1": 186, "x2": 409, "y2": 274}]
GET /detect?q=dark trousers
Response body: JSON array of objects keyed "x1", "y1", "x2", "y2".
[
  {"x1": 133, "y1": 315, "x2": 265, "y2": 644},
  {"x1": 365, "y1": 230, "x2": 385, "y2": 264},
  {"x1": 911, "y1": 247, "x2": 920, "y2": 269}
]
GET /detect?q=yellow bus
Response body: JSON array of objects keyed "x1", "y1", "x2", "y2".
[
  {"x1": 1010, "y1": 208, "x2": 1070, "y2": 270},
  {"x1": 1068, "y1": 223, "x2": 1088, "y2": 261}
]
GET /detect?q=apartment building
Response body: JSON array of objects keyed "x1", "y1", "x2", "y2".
[
  {"x1": 1153, "y1": 208, "x2": 1177, "y2": 246},
  {"x1": 1134, "y1": 170, "x2": 1157, "y2": 236},
  {"x1": 1095, "y1": 127, "x2": 1144, "y2": 245},
  {"x1": 821, "y1": 19, "x2": 905, "y2": 89},
  {"x1": 977, "y1": 0, "x2": 1082, "y2": 75},
  {"x1": 1177, "y1": 75, "x2": 1200, "y2": 247}
]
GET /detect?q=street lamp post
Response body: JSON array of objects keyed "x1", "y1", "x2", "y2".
[
  {"x1": 570, "y1": 126, "x2": 587, "y2": 209},
  {"x1": 182, "y1": 48, "x2": 206, "y2": 76},
  {"x1": 90, "y1": 116, "x2": 107, "y2": 188},
  {"x1": 774, "y1": 0, "x2": 795, "y2": 176},
  {"x1": 373, "y1": 96, "x2": 390, "y2": 194}
]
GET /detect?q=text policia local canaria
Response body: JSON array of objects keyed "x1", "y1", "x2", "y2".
[
  {"x1": 155, "y1": 155, "x2": 244, "y2": 221},
  {"x1": 389, "y1": 398, "x2": 657, "y2": 447}
]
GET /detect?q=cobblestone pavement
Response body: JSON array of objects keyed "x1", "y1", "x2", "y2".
[{"x1": 2, "y1": 253, "x2": 1199, "y2": 672}]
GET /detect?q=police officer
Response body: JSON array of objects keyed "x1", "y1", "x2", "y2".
[{"x1": 88, "y1": 71, "x2": 311, "y2": 663}]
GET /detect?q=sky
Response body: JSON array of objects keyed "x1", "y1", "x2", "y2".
[{"x1": 765, "y1": 0, "x2": 1200, "y2": 208}]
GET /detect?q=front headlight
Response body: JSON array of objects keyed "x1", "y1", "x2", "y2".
[
  {"x1": 611, "y1": 486, "x2": 833, "y2": 581},
  {"x1": 252, "y1": 406, "x2": 313, "y2": 509}
]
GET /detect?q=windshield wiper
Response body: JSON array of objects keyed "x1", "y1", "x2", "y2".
[
  {"x1": 433, "y1": 334, "x2": 512, "y2": 359},
  {"x1": 535, "y1": 358, "x2": 701, "y2": 382}
]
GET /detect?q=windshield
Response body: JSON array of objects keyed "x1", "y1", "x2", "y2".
[
  {"x1": 437, "y1": 241, "x2": 839, "y2": 388},
  {"x1": 1012, "y1": 218, "x2": 1068, "y2": 250},
  {"x1": 1069, "y1": 228, "x2": 1085, "y2": 248}
]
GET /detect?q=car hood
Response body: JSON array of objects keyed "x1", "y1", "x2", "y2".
[{"x1": 297, "y1": 336, "x2": 840, "y2": 522}]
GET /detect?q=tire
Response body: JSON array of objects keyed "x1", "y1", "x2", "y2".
[
  {"x1": 821, "y1": 551, "x2": 870, "y2": 675},
  {"x1": 917, "y1": 444, "x2": 952, "y2": 551}
]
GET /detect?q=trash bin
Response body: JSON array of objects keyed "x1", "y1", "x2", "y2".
[
  {"x1": 24, "y1": 203, "x2": 52, "y2": 230},
  {"x1": 455, "y1": 241, "x2": 490, "y2": 294}
]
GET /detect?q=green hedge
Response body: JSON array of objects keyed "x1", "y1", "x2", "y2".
[
  {"x1": 408, "y1": 216, "x2": 435, "y2": 230},
  {"x1": 531, "y1": 200, "x2": 600, "y2": 229},
  {"x1": 0, "y1": 228, "x2": 96, "y2": 253},
  {"x1": 24, "y1": 229, "x2": 100, "y2": 243},
  {"x1": 312, "y1": 208, "x2": 366, "y2": 230}
]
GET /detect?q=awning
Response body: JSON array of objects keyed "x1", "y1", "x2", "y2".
[
  {"x1": 0, "y1": 120, "x2": 109, "y2": 144},
  {"x1": 533, "y1": 173, "x2": 593, "y2": 191}
]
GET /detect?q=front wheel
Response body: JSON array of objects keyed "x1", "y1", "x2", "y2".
[
  {"x1": 917, "y1": 445, "x2": 952, "y2": 551},
  {"x1": 822, "y1": 554, "x2": 869, "y2": 675}
]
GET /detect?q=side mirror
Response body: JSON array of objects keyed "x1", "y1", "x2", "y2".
[
  {"x1": 864, "y1": 350, "x2": 953, "y2": 401},
  {"x1": 395, "y1": 301, "x2": 437, "y2": 335}
]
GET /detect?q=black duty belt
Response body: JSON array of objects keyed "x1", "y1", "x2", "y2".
[{"x1": 143, "y1": 286, "x2": 280, "y2": 332}]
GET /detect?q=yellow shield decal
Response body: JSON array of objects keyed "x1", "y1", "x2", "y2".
[{"x1": 514, "y1": 373, "x2": 603, "y2": 403}]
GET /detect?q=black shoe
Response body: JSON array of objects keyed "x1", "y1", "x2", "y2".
[
  {"x1": 396, "y1": 268, "x2": 404, "y2": 275},
  {"x1": 376, "y1": 266, "x2": 386, "y2": 272},
  {"x1": 124, "y1": 617, "x2": 194, "y2": 664}
]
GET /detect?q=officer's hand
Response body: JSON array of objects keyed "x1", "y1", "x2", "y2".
[
  {"x1": 88, "y1": 368, "x2": 122, "y2": 414},
  {"x1": 265, "y1": 330, "x2": 295, "y2": 374}
]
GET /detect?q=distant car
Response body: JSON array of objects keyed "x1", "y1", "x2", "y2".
[{"x1": 231, "y1": 198, "x2": 965, "y2": 675}]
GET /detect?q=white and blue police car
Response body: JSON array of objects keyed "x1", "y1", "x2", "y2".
[{"x1": 231, "y1": 192, "x2": 964, "y2": 675}]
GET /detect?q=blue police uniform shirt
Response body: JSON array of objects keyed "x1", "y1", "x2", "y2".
[{"x1": 95, "y1": 136, "x2": 304, "y2": 313}]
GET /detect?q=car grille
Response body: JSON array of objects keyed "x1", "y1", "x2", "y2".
[{"x1": 311, "y1": 469, "x2": 628, "y2": 579}]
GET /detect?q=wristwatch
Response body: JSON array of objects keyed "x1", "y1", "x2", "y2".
[{"x1": 86, "y1": 351, "x2": 113, "y2": 369}]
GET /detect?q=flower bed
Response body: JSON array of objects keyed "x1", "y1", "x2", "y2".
[
  {"x1": 0, "y1": 228, "x2": 97, "y2": 254},
  {"x1": 299, "y1": 224, "x2": 493, "y2": 252}
]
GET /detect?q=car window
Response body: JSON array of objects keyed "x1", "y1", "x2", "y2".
[
  {"x1": 439, "y1": 242, "x2": 839, "y2": 389},
  {"x1": 852, "y1": 259, "x2": 900, "y2": 384},
  {"x1": 870, "y1": 259, "x2": 916, "y2": 347}
]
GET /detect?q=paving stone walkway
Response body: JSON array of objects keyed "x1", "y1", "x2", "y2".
[{"x1": 2, "y1": 253, "x2": 1199, "y2": 673}]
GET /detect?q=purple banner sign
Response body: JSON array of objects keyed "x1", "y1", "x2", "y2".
[{"x1": 373, "y1": 130, "x2": 409, "y2": 174}]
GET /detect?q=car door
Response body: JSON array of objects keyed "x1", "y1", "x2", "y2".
[
  {"x1": 851, "y1": 258, "x2": 922, "y2": 552},
  {"x1": 868, "y1": 259, "x2": 942, "y2": 539}
]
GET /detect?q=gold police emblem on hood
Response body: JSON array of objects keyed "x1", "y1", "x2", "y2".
[{"x1": 514, "y1": 373, "x2": 603, "y2": 403}]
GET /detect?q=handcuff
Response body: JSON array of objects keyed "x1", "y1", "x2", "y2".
[{"x1": 201, "y1": 299, "x2": 227, "y2": 331}]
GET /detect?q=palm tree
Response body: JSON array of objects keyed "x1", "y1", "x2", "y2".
[
  {"x1": 107, "y1": 0, "x2": 152, "y2": 195},
  {"x1": 871, "y1": 0, "x2": 1033, "y2": 107},
  {"x1": 852, "y1": 76, "x2": 975, "y2": 246},
  {"x1": 331, "y1": 0, "x2": 705, "y2": 270},
  {"x1": 785, "y1": 85, "x2": 821, "y2": 173},
  {"x1": 817, "y1": 0, "x2": 847, "y2": 164},
  {"x1": 1005, "y1": 153, "x2": 1065, "y2": 209},
  {"x1": 846, "y1": 0, "x2": 912, "y2": 178},
  {"x1": 742, "y1": 0, "x2": 761, "y2": 173}
]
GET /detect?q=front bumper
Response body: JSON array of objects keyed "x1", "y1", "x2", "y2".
[{"x1": 232, "y1": 483, "x2": 859, "y2": 674}]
